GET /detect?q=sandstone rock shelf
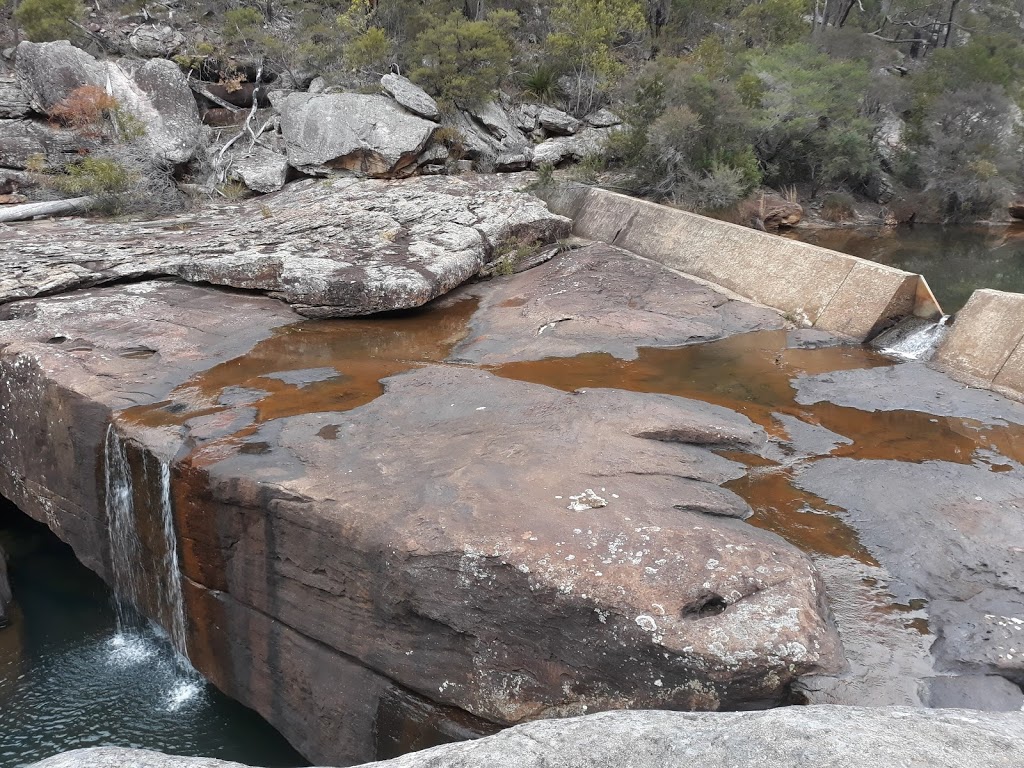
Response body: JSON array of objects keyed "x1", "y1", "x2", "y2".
[
  {"x1": 29, "y1": 706, "x2": 1024, "y2": 768},
  {"x1": 0, "y1": 247, "x2": 845, "y2": 764},
  {"x1": 0, "y1": 175, "x2": 569, "y2": 317}
]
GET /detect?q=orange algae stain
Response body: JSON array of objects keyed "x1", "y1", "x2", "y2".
[
  {"x1": 489, "y1": 329, "x2": 1024, "y2": 573},
  {"x1": 119, "y1": 297, "x2": 479, "y2": 443}
]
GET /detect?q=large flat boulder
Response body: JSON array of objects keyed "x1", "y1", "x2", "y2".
[
  {"x1": 0, "y1": 249, "x2": 843, "y2": 762},
  {"x1": 14, "y1": 41, "x2": 201, "y2": 164},
  {"x1": 29, "y1": 706, "x2": 1024, "y2": 768},
  {"x1": 277, "y1": 92, "x2": 437, "y2": 176},
  {"x1": 451, "y1": 242, "x2": 785, "y2": 364},
  {"x1": 0, "y1": 175, "x2": 570, "y2": 317}
]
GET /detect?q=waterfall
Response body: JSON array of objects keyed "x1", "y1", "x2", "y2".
[
  {"x1": 105, "y1": 423, "x2": 145, "y2": 633},
  {"x1": 103, "y1": 424, "x2": 192, "y2": 668},
  {"x1": 158, "y1": 460, "x2": 190, "y2": 662},
  {"x1": 872, "y1": 315, "x2": 952, "y2": 362}
]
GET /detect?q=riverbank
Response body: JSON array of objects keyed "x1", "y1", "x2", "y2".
[{"x1": 3, "y1": 176, "x2": 1024, "y2": 765}]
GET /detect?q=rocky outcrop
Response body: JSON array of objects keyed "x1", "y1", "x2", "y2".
[
  {"x1": 537, "y1": 106, "x2": 580, "y2": 136},
  {"x1": 0, "y1": 76, "x2": 30, "y2": 119},
  {"x1": 757, "y1": 195, "x2": 802, "y2": 228},
  {"x1": 380, "y1": 73, "x2": 440, "y2": 121},
  {"x1": 0, "y1": 244, "x2": 844, "y2": 762},
  {"x1": 14, "y1": 41, "x2": 202, "y2": 164},
  {"x1": 0, "y1": 542, "x2": 11, "y2": 628},
  {"x1": 225, "y1": 144, "x2": 289, "y2": 193},
  {"x1": 277, "y1": 92, "x2": 437, "y2": 176},
  {"x1": 530, "y1": 128, "x2": 614, "y2": 167},
  {"x1": 0, "y1": 174, "x2": 570, "y2": 316},
  {"x1": 127, "y1": 25, "x2": 185, "y2": 58},
  {"x1": 0, "y1": 119, "x2": 94, "y2": 169},
  {"x1": 1008, "y1": 200, "x2": 1024, "y2": 220},
  {"x1": 30, "y1": 707, "x2": 1024, "y2": 768}
]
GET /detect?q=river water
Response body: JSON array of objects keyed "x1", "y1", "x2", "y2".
[
  {"x1": 789, "y1": 225, "x2": 1024, "y2": 311},
  {"x1": 0, "y1": 502, "x2": 308, "y2": 768}
]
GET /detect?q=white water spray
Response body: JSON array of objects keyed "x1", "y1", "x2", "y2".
[
  {"x1": 158, "y1": 460, "x2": 190, "y2": 663},
  {"x1": 103, "y1": 423, "x2": 201, "y2": 707},
  {"x1": 873, "y1": 315, "x2": 952, "y2": 362}
]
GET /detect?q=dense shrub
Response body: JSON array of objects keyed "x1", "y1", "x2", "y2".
[
  {"x1": 821, "y1": 192, "x2": 857, "y2": 223},
  {"x1": 14, "y1": 0, "x2": 84, "y2": 42}
]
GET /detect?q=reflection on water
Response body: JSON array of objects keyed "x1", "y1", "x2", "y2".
[
  {"x1": 121, "y1": 299, "x2": 477, "y2": 442},
  {"x1": 789, "y1": 225, "x2": 1024, "y2": 311},
  {"x1": 0, "y1": 504, "x2": 308, "y2": 768}
]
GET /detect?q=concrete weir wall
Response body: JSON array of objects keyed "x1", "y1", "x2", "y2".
[
  {"x1": 934, "y1": 289, "x2": 1024, "y2": 403},
  {"x1": 542, "y1": 185, "x2": 942, "y2": 341}
]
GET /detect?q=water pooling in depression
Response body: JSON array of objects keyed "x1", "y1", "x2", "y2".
[{"x1": 0, "y1": 498, "x2": 307, "y2": 767}]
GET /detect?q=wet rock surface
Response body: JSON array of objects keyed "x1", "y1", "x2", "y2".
[
  {"x1": 31, "y1": 706, "x2": 1024, "y2": 768},
  {"x1": 452, "y1": 243, "x2": 785, "y2": 364},
  {"x1": 0, "y1": 249, "x2": 846, "y2": 763},
  {"x1": 0, "y1": 541, "x2": 11, "y2": 628},
  {"x1": 0, "y1": 174, "x2": 570, "y2": 316}
]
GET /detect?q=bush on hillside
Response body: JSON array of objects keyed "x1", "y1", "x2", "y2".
[{"x1": 14, "y1": 0, "x2": 84, "y2": 42}]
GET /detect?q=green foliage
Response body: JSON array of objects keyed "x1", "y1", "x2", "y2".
[
  {"x1": 749, "y1": 44, "x2": 880, "y2": 192},
  {"x1": 55, "y1": 156, "x2": 134, "y2": 197},
  {"x1": 14, "y1": 0, "x2": 84, "y2": 42},
  {"x1": 738, "y1": 0, "x2": 806, "y2": 49},
  {"x1": 222, "y1": 7, "x2": 264, "y2": 43},
  {"x1": 521, "y1": 63, "x2": 561, "y2": 102},
  {"x1": 821, "y1": 192, "x2": 857, "y2": 222},
  {"x1": 547, "y1": 0, "x2": 646, "y2": 112},
  {"x1": 612, "y1": 57, "x2": 761, "y2": 206},
  {"x1": 921, "y1": 85, "x2": 1020, "y2": 221},
  {"x1": 346, "y1": 27, "x2": 392, "y2": 73},
  {"x1": 410, "y1": 10, "x2": 516, "y2": 107}
]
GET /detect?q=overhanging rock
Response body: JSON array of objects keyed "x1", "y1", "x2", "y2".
[{"x1": 541, "y1": 185, "x2": 942, "y2": 341}]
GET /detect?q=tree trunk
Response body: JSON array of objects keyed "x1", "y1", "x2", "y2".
[
  {"x1": 0, "y1": 197, "x2": 96, "y2": 224},
  {"x1": 943, "y1": 0, "x2": 960, "y2": 47}
]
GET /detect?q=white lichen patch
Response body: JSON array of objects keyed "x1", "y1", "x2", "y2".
[{"x1": 567, "y1": 489, "x2": 607, "y2": 511}]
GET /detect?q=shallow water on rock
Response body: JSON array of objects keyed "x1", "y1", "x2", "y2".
[
  {"x1": 8, "y1": 280, "x2": 1024, "y2": 765},
  {"x1": 0, "y1": 505, "x2": 308, "y2": 768},
  {"x1": 487, "y1": 329, "x2": 1024, "y2": 707}
]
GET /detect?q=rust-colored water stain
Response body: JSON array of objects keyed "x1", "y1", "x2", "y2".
[
  {"x1": 489, "y1": 330, "x2": 1024, "y2": 466},
  {"x1": 121, "y1": 298, "x2": 479, "y2": 436},
  {"x1": 724, "y1": 465, "x2": 878, "y2": 566},
  {"x1": 489, "y1": 329, "x2": 1024, "y2": 568}
]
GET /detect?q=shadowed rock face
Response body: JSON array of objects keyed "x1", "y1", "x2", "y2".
[
  {"x1": 0, "y1": 541, "x2": 11, "y2": 628},
  {"x1": 0, "y1": 246, "x2": 844, "y2": 764},
  {"x1": 0, "y1": 175, "x2": 570, "y2": 317},
  {"x1": 277, "y1": 93, "x2": 438, "y2": 176}
]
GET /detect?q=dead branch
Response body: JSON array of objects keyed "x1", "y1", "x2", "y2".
[{"x1": 0, "y1": 196, "x2": 96, "y2": 223}]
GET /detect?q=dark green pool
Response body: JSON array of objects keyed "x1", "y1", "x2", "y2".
[
  {"x1": 0, "y1": 502, "x2": 308, "y2": 768},
  {"x1": 790, "y1": 224, "x2": 1024, "y2": 312}
]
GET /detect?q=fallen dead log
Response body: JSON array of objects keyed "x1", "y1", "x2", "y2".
[{"x1": 0, "y1": 196, "x2": 96, "y2": 223}]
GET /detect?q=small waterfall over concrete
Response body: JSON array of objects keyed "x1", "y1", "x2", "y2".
[
  {"x1": 103, "y1": 423, "x2": 200, "y2": 706},
  {"x1": 871, "y1": 315, "x2": 952, "y2": 362}
]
